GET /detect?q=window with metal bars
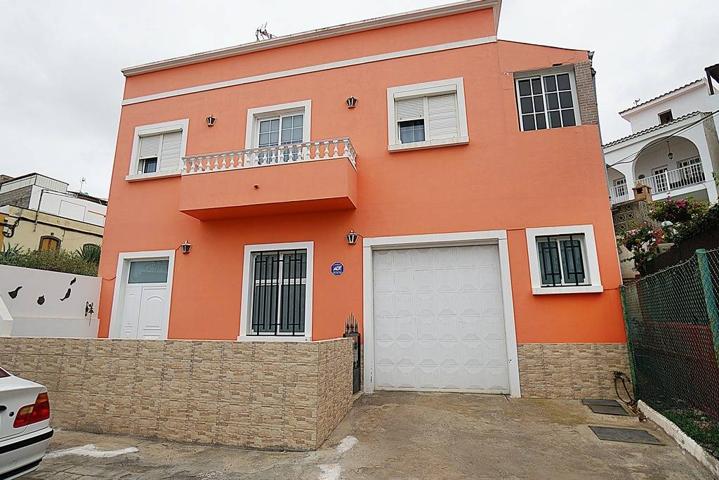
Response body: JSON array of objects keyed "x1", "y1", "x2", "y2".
[
  {"x1": 536, "y1": 234, "x2": 588, "y2": 287},
  {"x1": 249, "y1": 249, "x2": 307, "y2": 336}
]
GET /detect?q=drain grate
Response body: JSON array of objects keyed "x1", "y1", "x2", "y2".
[
  {"x1": 589, "y1": 426, "x2": 663, "y2": 445},
  {"x1": 582, "y1": 399, "x2": 630, "y2": 416}
]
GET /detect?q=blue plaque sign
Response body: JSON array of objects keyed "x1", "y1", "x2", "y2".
[{"x1": 330, "y1": 262, "x2": 344, "y2": 276}]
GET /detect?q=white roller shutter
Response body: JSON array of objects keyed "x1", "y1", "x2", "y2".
[
  {"x1": 158, "y1": 131, "x2": 182, "y2": 172},
  {"x1": 395, "y1": 97, "x2": 424, "y2": 121},
  {"x1": 427, "y1": 93, "x2": 459, "y2": 140},
  {"x1": 138, "y1": 134, "x2": 161, "y2": 159}
]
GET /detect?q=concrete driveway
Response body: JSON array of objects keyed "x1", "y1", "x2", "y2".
[{"x1": 27, "y1": 392, "x2": 712, "y2": 479}]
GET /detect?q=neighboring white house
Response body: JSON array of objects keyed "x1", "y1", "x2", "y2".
[
  {"x1": 0, "y1": 173, "x2": 106, "y2": 253},
  {"x1": 604, "y1": 66, "x2": 719, "y2": 206}
]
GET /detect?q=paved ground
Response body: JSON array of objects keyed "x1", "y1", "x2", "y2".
[{"x1": 26, "y1": 392, "x2": 712, "y2": 479}]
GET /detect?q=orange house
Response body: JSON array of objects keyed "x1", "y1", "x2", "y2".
[{"x1": 100, "y1": 0, "x2": 627, "y2": 397}]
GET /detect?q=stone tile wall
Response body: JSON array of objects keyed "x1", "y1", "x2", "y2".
[
  {"x1": 517, "y1": 343, "x2": 630, "y2": 399},
  {"x1": 0, "y1": 337, "x2": 353, "y2": 451}
]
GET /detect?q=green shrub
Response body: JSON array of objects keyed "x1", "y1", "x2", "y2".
[
  {"x1": 0, "y1": 244, "x2": 98, "y2": 276},
  {"x1": 649, "y1": 198, "x2": 710, "y2": 243}
]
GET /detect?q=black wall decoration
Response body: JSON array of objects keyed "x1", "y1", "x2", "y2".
[
  {"x1": 37, "y1": 295, "x2": 45, "y2": 305},
  {"x1": 60, "y1": 288, "x2": 72, "y2": 301},
  {"x1": 8, "y1": 286, "x2": 22, "y2": 299}
]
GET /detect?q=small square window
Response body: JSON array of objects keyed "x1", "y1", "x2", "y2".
[
  {"x1": 399, "y1": 119, "x2": 426, "y2": 144},
  {"x1": 658, "y1": 110, "x2": 673, "y2": 125},
  {"x1": 526, "y1": 225, "x2": 603, "y2": 295},
  {"x1": 139, "y1": 157, "x2": 158, "y2": 174}
]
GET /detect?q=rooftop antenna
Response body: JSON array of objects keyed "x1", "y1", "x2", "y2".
[
  {"x1": 255, "y1": 23, "x2": 274, "y2": 41},
  {"x1": 633, "y1": 99, "x2": 641, "y2": 106}
]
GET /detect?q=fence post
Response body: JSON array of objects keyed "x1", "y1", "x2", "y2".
[
  {"x1": 619, "y1": 285, "x2": 638, "y2": 389},
  {"x1": 696, "y1": 249, "x2": 719, "y2": 364}
]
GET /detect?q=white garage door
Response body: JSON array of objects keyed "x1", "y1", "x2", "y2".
[{"x1": 373, "y1": 245, "x2": 510, "y2": 393}]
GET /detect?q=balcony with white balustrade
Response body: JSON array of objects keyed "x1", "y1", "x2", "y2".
[
  {"x1": 609, "y1": 162, "x2": 709, "y2": 206},
  {"x1": 179, "y1": 138, "x2": 358, "y2": 220},
  {"x1": 607, "y1": 132, "x2": 716, "y2": 206}
]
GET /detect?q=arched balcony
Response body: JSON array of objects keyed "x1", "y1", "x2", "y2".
[{"x1": 633, "y1": 136, "x2": 709, "y2": 203}]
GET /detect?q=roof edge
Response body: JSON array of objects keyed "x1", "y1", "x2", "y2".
[
  {"x1": 602, "y1": 111, "x2": 707, "y2": 149},
  {"x1": 618, "y1": 78, "x2": 705, "y2": 115},
  {"x1": 122, "y1": 0, "x2": 500, "y2": 77}
]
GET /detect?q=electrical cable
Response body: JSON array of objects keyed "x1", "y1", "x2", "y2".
[{"x1": 613, "y1": 370, "x2": 636, "y2": 407}]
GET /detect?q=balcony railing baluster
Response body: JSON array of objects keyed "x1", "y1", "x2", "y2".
[{"x1": 182, "y1": 138, "x2": 357, "y2": 175}]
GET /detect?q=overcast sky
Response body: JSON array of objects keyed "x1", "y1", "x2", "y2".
[{"x1": 0, "y1": 1, "x2": 716, "y2": 198}]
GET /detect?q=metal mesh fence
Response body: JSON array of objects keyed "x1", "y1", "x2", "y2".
[{"x1": 621, "y1": 248, "x2": 719, "y2": 420}]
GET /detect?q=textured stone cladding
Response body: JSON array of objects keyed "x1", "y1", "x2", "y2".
[
  {"x1": 574, "y1": 61, "x2": 599, "y2": 126},
  {"x1": 0, "y1": 337, "x2": 353, "y2": 451},
  {"x1": 0, "y1": 185, "x2": 33, "y2": 209},
  {"x1": 517, "y1": 343, "x2": 630, "y2": 399}
]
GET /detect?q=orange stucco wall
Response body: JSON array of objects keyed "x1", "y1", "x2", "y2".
[{"x1": 100, "y1": 8, "x2": 625, "y2": 344}]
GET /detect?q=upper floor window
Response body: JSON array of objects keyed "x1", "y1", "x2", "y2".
[
  {"x1": 515, "y1": 71, "x2": 580, "y2": 131},
  {"x1": 387, "y1": 78, "x2": 469, "y2": 151},
  {"x1": 658, "y1": 110, "x2": 674, "y2": 125},
  {"x1": 128, "y1": 119, "x2": 189, "y2": 180},
  {"x1": 246, "y1": 101, "x2": 311, "y2": 150}
]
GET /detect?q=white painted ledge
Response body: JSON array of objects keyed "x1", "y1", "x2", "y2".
[
  {"x1": 236, "y1": 335, "x2": 311, "y2": 342},
  {"x1": 532, "y1": 285, "x2": 604, "y2": 295},
  {"x1": 638, "y1": 400, "x2": 719, "y2": 478},
  {"x1": 125, "y1": 171, "x2": 181, "y2": 182},
  {"x1": 388, "y1": 136, "x2": 469, "y2": 152}
]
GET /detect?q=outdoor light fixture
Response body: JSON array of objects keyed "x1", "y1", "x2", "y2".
[
  {"x1": 181, "y1": 241, "x2": 192, "y2": 254},
  {"x1": 346, "y1": 230, "x2": 359, "y2": 245},
  {"x1": 206, "y1": 115, "x2": 216, "y2": 127},
  {"x1": 346, "y1": 96, "x2": 358, "y2": 109},
  {"x1": 667, "y1": 141, "x2": 673, "y2": 160}
]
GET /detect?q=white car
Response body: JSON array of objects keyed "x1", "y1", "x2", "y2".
[{"x1": 0, "y1": 367, "x2": 53, "y2": 479}]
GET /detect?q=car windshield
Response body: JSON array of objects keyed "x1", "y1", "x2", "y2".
[{"x1": 0, "y1": 368, "x2": 9, "y2": 378}]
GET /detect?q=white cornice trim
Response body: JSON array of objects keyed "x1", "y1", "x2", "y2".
[
  {"x1": 122, "y1": 35, "x2": 497, "y2": 106},
  {"x1": 122, "y1": 0, "x2": 500, "y2": 77}
]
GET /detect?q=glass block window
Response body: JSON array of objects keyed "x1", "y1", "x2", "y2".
[{"x1": 517, "y1": 72, "x2": 578, "y2": 131}]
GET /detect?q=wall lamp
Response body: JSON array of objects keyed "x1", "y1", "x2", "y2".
[
  {"x1": 206, "y1": 114, "x2": 216, "y2": 127},
  {"x1": 345, "y1": 96, "x2": 358, "y2": 109},
  {"x1": 346, "y1": 230, "x2": 361, "y2": 245},
  {"x1": 180, "y1": 241, "x2": 192, "y2": 254}
]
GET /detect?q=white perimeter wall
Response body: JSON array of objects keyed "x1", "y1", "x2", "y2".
[{"x1": 0, "y1": 265, "x2": 100, "y2": 337}]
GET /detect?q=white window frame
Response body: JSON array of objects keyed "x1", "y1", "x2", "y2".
[
  {"x1": 386, "y1": 77, "x2": 469, "y2": 152},
  {"x1": 245, "y1": 100, "x2": 311, "y2": 149},
  {"x1": 515, "y1": 67, "x2": 582, "y2": 132},
  {"x1": 108, "y1": 249, "x2": 176, "y2": 340},
  {"x1": 126, "y1": 119, "x2": 189, "y2": 181},
  {"x1": 525, "y1": 225, "x2": 603, "y2": 295},
  {"x1": 238, "y1": 241, "x2": 314, "y2": 342}
]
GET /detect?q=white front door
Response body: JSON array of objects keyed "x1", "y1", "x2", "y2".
[
  {"x1": 119, "y1": 259, "x2": 170, "y2": 339},
  {"x1": 372, "y1": 245, "x2": 510, "y2": 393}
]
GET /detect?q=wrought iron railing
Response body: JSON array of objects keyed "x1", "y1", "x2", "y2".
[{"x1": 182, "y1": 137, "x2": 357, "y2": 175}]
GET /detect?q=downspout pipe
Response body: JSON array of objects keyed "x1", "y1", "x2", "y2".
[{"x1": 33, "y1": 188, "x2": 46, "y2": 232}]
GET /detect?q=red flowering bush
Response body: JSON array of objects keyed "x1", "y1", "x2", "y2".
[{"x1": 620, "y1": 223, "x2": 664, "y2": 274}]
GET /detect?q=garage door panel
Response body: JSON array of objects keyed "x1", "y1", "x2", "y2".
[{"x1": 373, "y1": 245, "x2": 510, "y2": 393}]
